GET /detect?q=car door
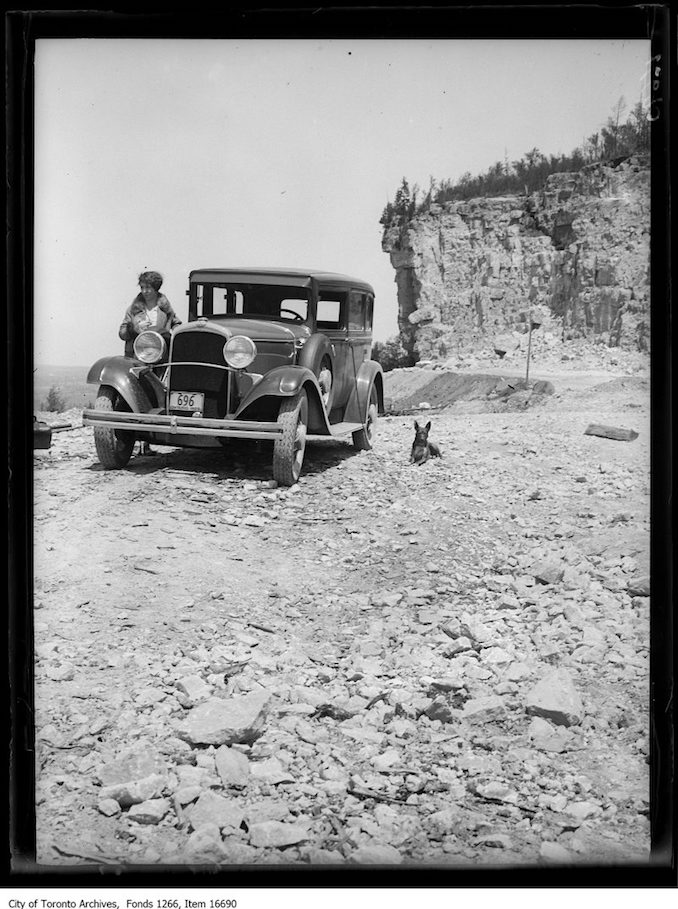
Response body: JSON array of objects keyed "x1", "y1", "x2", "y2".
[
  {"x1": 348, "y1": 289, "x2": 373, "y2": 373},
  {"x1": 316, "y1": 286, "x2": 350, "y2": 415}
]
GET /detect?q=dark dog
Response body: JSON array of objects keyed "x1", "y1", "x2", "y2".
[{"x1": 410, "y1": 420, "x2": 442, "y2": 465}]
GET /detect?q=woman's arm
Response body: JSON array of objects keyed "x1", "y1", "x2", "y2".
[
  {"x1": 119, "y1": 307, "x2": 135, "y2": 341},
  {"x1": 160, "y1": 296, "x2": 182, "y2": 329},
  {"x1": 119, "y1": 301, "x2": 151, "y2": 340}
]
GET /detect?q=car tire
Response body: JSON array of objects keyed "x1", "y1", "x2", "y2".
[
  {"x1": 352, "y1": 385, "x2": 378, "y2": 451},
  {"x1": 317, "y1": 355, "x2": 334, "y2": 412},
  {"x1": 299, "y1": 336, "x2": 334, "y2": 412},
  {"x1": 273, "y1": 390, "x2": 308, "y2": 486},
  {"x1": 93, "y1": 385, "x2": 135, "y2": 469}
]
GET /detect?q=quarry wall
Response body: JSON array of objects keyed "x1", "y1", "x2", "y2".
[{"x1": 381, "y1": 157, "x2": 650, "y2": 361}]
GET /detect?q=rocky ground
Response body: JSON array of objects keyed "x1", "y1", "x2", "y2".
[{"x1": 31, "y1": 354, "x2": 651, "y2": 869}]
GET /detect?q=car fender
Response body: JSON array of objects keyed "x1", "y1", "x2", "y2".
[
  {"x1": 234, "y1": 365, "x2": 331, "y2": 433},
  {"x1": 343, "y1": 360, "x2": 384, "y2": 423},
  {"x1": 298, "y1": 333, "x2": 333, "y2": 374},
  {"x1": 86, "y1": 356, "x2": 154, "y2": 413}
]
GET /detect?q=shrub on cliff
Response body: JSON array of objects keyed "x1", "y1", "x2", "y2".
[
  {"x1": 381, "y1": 98, "x2": 651, "y2": 222},
  {"x1": 372, "y1": 336, "x2": 412, "y2": 372},
  {"x1": 380, "y1": 177, "x2": 418, "y2": 224}
]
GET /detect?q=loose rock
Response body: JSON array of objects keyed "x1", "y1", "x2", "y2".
[
  {"x1": 248, "y1": 820, "x2": 310, "y2": 848},
  {"x1": 186, "y1": 791, "x2": 245, "y2": 832},
  {"x1": 525, "y1": 669, "x2": 584, "y2": 727},
  {"x1": 215, "y1": 745, "x2": 250, "y2": 788},
  {"x1": 177, "y1": 691, "x2": 271, "y2": 746}
]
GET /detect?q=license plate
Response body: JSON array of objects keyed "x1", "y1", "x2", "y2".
[{"x1": 169, "y1": 391, "x2": 205, "y2": 413}]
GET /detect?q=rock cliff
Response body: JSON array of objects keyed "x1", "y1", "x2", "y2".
[{"x1": 381, "y1": 157, "x2": 650, "y2": 362}]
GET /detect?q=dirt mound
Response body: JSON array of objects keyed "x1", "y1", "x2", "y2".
[
  {"x1": 385, "y1": 372, "x2": 503, "y2": 412},
  {"x1": 587, "y1": 376, "x2": 650, "y2": 396},
  {"x1": 383, "y1": 365, "x2": 651, "y2": 416}
]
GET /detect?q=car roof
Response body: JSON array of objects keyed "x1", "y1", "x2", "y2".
[{"x1": 189, "y1": 267, "x2": 374, "y2": 294}]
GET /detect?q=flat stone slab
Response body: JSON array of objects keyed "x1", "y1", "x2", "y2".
[
  {"x1": 627, "y1": 574, "x2": 650, "y2": 596},
  {"x1": 100, "y1": 773, "x2": 166, "y2": 808},
  {"x1": 215, "y1": 745, "x2": 251, "y2": 788},
  {"x1": 475, "y1": 782, "x2": 519, "y2": 804},
  {"x1": 462, "y1": 696, "x2": 506, "y2": 721},
  {"x1": 248, "y1": 820, "x2": 310, "y2": 848},
  {"x1": 250, "y1": 756, "x2": 295, "y2": 784},
  {"x1": 186, "y1": 791, "x2": 244, "y2": 833},
  {"x1": 243, "y1": 799, "x2": 291, "y2": 825},
  {"x1": 528, "y1": 716, "x2": 572, "y2": 753},
  {"x1": 175, "y1": 674, "x2": 213, "y2": 704},
  {"x1": 584, "y1": 423, "x2": 638, "y2": 442},
  {"x1": 350, "y1": 843, "x2": 403, "y2": 864},
  {"x1": 540, "y1": 841, "x2": 574, "y2": 863},
  {"x1": 525, "y1": 669, "x2": 584, "y2": 727},
  {"x1": 533, "y1": 562, "x2": 565, "y2": 585},
  {"x1": 127, "y1": 798, "x2": 171, "y2": 825},
  {"x1": 177, "y1": 691, "x2": 271, "y2": 746},
  {"x1": 97, "y1": 746, "x2": 167, "y2": 786}
]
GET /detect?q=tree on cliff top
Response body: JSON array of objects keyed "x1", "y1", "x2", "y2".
[
  {"x1": 380, "y1": 177, "x2": 418, "y2": 224},
  {"x1": 381, "y1": 98, "x2": 650, "y2": 223}
]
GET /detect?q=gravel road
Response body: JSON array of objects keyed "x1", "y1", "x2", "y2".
[{"x1": 31, "y1": 367, "x2": 651, "y2": 868}]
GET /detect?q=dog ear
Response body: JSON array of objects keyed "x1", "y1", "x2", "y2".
[
  {"x1": 425, "y1": 421, "x2": 431, "y2": 432},
  {"x1": 414, "y1": 421, "x2": 420, "y2": 431}
]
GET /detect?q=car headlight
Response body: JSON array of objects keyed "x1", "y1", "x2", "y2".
[
  {"x1": 224, "y1": 335, "x2": 257, "y2": 369},
  {"x1": 134, "y1": 330, "x2": 166, "y2": 364}
]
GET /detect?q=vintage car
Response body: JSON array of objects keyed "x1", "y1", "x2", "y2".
[{"x1": 82, "y1": 268, "x2": 384, "y2": 485}]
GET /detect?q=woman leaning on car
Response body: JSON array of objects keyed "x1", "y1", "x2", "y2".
[
  {"x1": 119, "y1": 270, "x2": 181, "y2": 456},
  {"x1": 119, "y1": 270, "x2": 181, "y2": 358}
]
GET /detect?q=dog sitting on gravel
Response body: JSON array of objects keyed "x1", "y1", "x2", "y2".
[{"x1": 410, "y1": 420, "x2": 442, "y2": 465}]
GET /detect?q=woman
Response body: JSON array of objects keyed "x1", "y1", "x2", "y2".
[
  {"x1": 119, "y1": 270, "x2": 181, "y2": 358},
  {"x1": 119, "y1": 270, "x2": 181, "y2": 455}
]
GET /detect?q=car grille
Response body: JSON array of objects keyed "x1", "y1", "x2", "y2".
[
  {"x1": 168, "y1": 330, "x2": 233, "y2": 418},
  {"x1": 172, "y1": 330, "x2": 226, "y2": 364}
]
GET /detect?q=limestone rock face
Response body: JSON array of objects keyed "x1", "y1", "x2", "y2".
[{"x1": 381, "y1": 157, "x2": 650, "y2": 360}]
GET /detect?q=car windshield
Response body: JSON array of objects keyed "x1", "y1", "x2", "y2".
[{"x1": 193, "y1": 283, "x2": 310, "y2": 323}]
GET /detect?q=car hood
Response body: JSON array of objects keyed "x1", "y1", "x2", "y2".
[{"x1": 201, "y1": 318, "x2": 311, "y2": 343}]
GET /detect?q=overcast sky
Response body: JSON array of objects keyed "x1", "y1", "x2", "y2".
[{"x1": 34, "y1": 38, "x2": 650, "y2": 366}]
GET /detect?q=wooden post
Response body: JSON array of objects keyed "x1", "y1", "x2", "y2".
[{"x1": 525, "y1": 311, "x2": 533, "y2": 385}]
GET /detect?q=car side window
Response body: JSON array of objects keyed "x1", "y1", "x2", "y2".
[
  {"x1": 364, "y1": 294, "x2": 374, "y2": 331},
  {"x1": 317, "y1": 291, "x2": 346, "y2": 329},
  {"x1": 349, "y1": 292, "x2": 366, "y2": 331}
]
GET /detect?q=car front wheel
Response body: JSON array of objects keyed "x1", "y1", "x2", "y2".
[
  {"x1": 352, "y1": 385, "x2": 378, "y2": 451},
  {"x1": 93, "y1": 385, "x2": 135, "y2": 468},
  {"x1": 273, "y1": 390, "x2": 308, "y2": 486}
]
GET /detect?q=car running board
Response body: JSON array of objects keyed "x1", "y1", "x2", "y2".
[{"x1": 313, "y1": 421, "x2": 363, "y2": 438}]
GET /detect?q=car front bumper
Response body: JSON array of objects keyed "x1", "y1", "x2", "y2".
[{"x1": 82, "y1": 409, "x2": 284, "y2": 440}]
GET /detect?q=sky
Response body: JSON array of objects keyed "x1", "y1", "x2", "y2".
[{"x1": 33, "y1": 38, "x2": 650, "y2": 366}]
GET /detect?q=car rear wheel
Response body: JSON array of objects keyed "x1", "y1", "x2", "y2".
[
  {"x1": 273, "y1": 390, "x2": 308, "y2": 486},
  {"x1": 352, "y1": 385, "x2": 378, "y2": 451},
  {"x1": 93, "y1": 385, "x2": 135, "y2": 468}
]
